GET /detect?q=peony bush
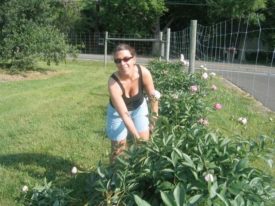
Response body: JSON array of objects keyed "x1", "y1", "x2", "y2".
[
  {"x1": 21, "y1": 61, "x2": 275, "y2": 205},
  {"x1": 85, "y1": 61, "x2": 275, "y2": 205}
]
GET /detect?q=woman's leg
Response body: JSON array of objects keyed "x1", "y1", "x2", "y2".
[
  {"x1": 132, "y1": 99, "x2": 150, "y2": 141},
  {"x1": 110, "y1": 139, "x2": 127, "y2": 164},
  {"x1": 106, "y1": 104, "x2": 128, "y2": 164}
]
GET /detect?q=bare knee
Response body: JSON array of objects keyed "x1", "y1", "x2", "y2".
[
  {"x1": 138, "y1": 130, "x2": 150, "y2": 141},
  {"x1": 110, "y1": 140, "x2": 127, "y2": 163}
]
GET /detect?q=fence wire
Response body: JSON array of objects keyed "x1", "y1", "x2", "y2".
[{"x1": 67, "y1": 17, "x2": 275, "y2": 111}]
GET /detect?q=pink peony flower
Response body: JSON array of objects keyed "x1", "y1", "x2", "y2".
[
  {"x1": 213, "y1": 103, "x2": 222, "y2": 110},
  {"x1": 190, "y1": 85, "x2": 198, "y2": 93},
  {"x1": 211, "y1": 84, "x2": 217, "y2": 91}
]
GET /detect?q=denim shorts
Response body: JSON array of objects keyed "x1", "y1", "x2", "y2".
[{"x1": 106, "y1": 99, "x2": 149, "y2": 141}]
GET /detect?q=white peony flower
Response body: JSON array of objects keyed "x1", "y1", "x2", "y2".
[
  {"x1": 154, "y1": 90, "x2": 161, "y2": 100},
  {"x1": 180, "y1": 54, "x2": 185, "y2": 62},
  {"x1": 180, "y1": 54, "x2": 189, "y2": 66},
  {"x1": 171, "y1": 93, "x2": 179, "y2": 99},
  {"x1": 202, "y1": 72, "x2": 208, "y2": 80},
  {"x1": 204, "y1": 173, "x2": 214, "y2": 182},
  {"x1": 22, "y1": 185, "x2": 28, "y2": 193},
  {"x1": 211, "y1": 84, "x2": 217, "y2": 91},
  {"x1": 238, "y1": 117, "x2": 247, "y2": 125},
  {"x1": 200, "y1": 65, "x2": 208, "y2": 71},
  {"x1": 71, "y1": 166, "x2": 78, "y2": 175},
  {"x1": 209, "y1": 72, "x2": 216, "y2": 77},
  {"x1": 198, "y1": 118, "x2": 208, "y2": 126}
]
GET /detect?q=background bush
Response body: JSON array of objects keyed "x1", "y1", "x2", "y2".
[{"x1": 0, "y1": 0, "x2": 78, "y2": 70}]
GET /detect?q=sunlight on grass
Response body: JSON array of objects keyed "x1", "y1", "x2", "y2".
[
  {"x1": 0, "y1": 60, "x2": 114, "y2": 204},
  {"x1": 206, "y1": 76, "x2": 275, "y2": 178}
]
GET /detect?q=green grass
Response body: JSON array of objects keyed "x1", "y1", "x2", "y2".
[
  {"x1": 205, "y1": 76, "x2": 275, "y2": 178},
  {"x1": 0, "y1": 60, "x2": 113, "y2": 205},
  {"x1": 0, "y1": 60, "x2": 274, "y2": 205}
]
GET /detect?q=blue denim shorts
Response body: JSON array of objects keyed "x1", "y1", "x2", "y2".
[{"x1": 106, "y1": 99, "x2": 149, "y2": 141}]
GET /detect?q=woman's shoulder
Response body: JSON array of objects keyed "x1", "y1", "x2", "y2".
[{"x1": 137, "y1": 64, "x2": 150, "y2": 75}]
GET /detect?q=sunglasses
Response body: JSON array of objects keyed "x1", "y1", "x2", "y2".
[{"x1": 114, "y1": 56, "x2": 133, "y2": 64}]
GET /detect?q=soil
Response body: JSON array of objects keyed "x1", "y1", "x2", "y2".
[{"x1": 0, "y1": 70, "x2": 66, "y2": 83}]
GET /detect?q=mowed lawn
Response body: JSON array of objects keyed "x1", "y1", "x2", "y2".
[{"x1": 0, "y1": 60, "x2": 112, "y2": 205}]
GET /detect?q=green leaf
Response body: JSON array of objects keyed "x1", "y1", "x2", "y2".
[
  {"x1": 188, "y1": 194, "x2": 203, "y2": 204},
  {"x1": 160, "y1": 191, "x2": 177, "y2": 206},
  {"x1": 158, "y1": 181, "x2": 175, "y2": 191},
  {"x1": 228, "y1": 182, "x2": 243, "y2": 195},
  {"x1": 233, "y1": 194, "x2": 245, "y2": 206},
  {"x1": 134, "y1": 195, "x2": 151, "y2": 206},
  {"x1": 171, "y1": 151, "x2": 179, "y2": 166},
  {"x1": 209, "y1": 181, "x2": 218, "y2": 199},
  {"x1": 216, "y1": 193, "x2": 229, "y2": 206},
  {"x1": 181, "y1": 153, "x2": 196, "y2": 169},
  {"x1": 173, "y1": 183, "x2": 185, "y2": 206},
  {"x1": 220, "y1": 138, "x2": 231, "y2": 147},
  {"x1": 235, "y1": 158, "x2": 248, "y2": 172}
]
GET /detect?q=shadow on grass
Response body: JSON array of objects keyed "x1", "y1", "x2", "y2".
[
  {"x1": 0, "y1": 153, "x2": 75, "y2": 180},
  {"x1": 0, "y1": 152, "x2": 106, "y2": 204}
]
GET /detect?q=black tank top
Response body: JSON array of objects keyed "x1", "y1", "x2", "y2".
[{"x1": 110, "y1": 64, "x2": 144, "y2": 111}]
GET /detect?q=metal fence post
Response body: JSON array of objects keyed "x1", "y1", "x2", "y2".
[
  {"x1": 104, "y1": 31, "x2": 108, "y2": 68},
  {"x1": 189, "y1": 20, "x2": 197, "y2": 73},
  {"x1": 159, "y1": 31, "x2": 163, "y2": 61},
  {"x1": 165, "y1": 28, "x2": 171, "y2": 62}
]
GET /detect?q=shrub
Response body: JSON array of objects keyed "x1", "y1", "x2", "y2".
[
  {"x1": 0, "y1": 0, "x2": 78, "y2": 70},
  {"x1": 85, "y1": 61, "x2": 275, "y2": 205}
]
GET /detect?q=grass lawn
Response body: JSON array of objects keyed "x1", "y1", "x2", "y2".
[
  {"x1": 0, "y1": 60, "x2": 274, "y2": 205},
  {"x1": 0, "y1": 60, "x2": 112, "y2": 205}
]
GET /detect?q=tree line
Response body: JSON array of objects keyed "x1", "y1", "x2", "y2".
[{"x1": 0, "y1": 0, "x2": 274, "y2": 70}]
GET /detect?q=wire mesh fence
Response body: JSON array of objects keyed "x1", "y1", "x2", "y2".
[{"x1": 66, "y1": 17, "x2": 275, "y2": 111}]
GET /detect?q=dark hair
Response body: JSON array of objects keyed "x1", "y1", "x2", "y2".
[{"x1": 113, "y1": 43, "x2": 136, "y2": 57}]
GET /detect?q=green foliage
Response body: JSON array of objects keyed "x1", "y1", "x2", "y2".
[
  {"x1": 206, "y1": 0, "x2": 266, "y2": 20},
  {"x1": 98, "y1": 0, "x2": 167, "y2": 35},
  {"x1": 0, "y1": 0, "x2": 78, "y2": 70},
  {"x1": 20, "y1": 178, "x2": 75, "y2": 206},
  {"x1": 86, "y1": 61, "x2": 275, "y2": 205}
]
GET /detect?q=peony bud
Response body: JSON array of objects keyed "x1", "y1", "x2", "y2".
[
  {"x1": 204, "y1": 173, "x2": 214, "y2": 182},
  {"x1": 22, "y1": 185, "x2": 28, "y2": 193},
  {"x1": 71, "y1": 166, "x2": 78, "y2": 175}
]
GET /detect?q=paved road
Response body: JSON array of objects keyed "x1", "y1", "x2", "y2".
[
  {"x1": 76, "y1": 54, "x2": 275, "y2": 111},
  {"x1": 197, "y1": 61, "x2": 275, "y2": 112}
]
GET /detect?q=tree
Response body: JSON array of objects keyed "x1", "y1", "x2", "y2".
[
  {"x1": 94, "y1": 0, "x2": 167, "y2": 35},
  {"x1": 206, "y1": 0, "x2": 266, "y2": 21},
  {"x1": 0, "y1": 0, "x2": 80, "y2": 70}
]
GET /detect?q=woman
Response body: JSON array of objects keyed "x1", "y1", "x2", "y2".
[{"x1": 106, "y1": 44, "x2": 159, "y2": 162}]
